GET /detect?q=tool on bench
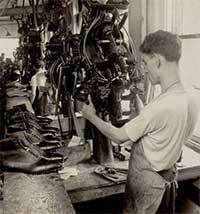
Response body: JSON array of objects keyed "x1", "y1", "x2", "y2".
[{"x1": 94, "y1": 166, "x2": 128, "y2": 184}]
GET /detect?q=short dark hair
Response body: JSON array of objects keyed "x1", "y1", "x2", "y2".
[{"x1": 139, "y1": 30, "x2": 182, "y2": 62}]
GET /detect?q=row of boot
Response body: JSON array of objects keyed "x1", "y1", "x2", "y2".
[{"x1": 1, "y1": 82, "x2": 66, "y2": 174}]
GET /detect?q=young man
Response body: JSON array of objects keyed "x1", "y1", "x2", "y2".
[{"x1": 81, "y1": 30, "x2": 198, "y2": 213}]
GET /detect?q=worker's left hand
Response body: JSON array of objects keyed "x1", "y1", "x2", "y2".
[{"x1": 81, "y1": 95, "x2": 96, "y2": 120}]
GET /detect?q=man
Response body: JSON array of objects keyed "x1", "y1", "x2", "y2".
[
  {"x1": 81, "y1": 30, "x2": 198, "y2": 213},
  {"x1": 30, "y1": 60, "x2": 49, "y2": 115}
]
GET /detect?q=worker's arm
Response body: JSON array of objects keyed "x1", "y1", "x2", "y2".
[{"x1": 81, "y1": 97, "x2": 129, "y2": 144}]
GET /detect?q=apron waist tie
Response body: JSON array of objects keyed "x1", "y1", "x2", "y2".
[{"x1": 157, "y1": 167, "x2": 178, "y2": 214}]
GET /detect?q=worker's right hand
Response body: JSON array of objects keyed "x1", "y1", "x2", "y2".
[{"x1": 81, "y1": 95, "x2": 96, "y2": 120}]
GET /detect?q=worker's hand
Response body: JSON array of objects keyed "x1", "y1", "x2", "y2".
[{"x1": 81, "y1": 95, "x2": 96, "y2": 120}]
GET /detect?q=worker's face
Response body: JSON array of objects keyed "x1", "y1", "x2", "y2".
[{"x1": 141, "y1": 53, "x2": 160, "y2": 85}]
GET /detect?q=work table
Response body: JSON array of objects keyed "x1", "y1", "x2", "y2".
[
  {"x1": 1, "y1": 140, "x2": 200, "y2": 213},
  {"x1": 64, "y1": 144, "x2": 200, "y2": 204}
]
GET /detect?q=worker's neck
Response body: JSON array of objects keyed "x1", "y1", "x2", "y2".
[{"x1": 160, "y1": 62, "x2": 183, "y2": 93}]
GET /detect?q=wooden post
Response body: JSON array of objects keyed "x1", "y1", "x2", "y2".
[{"x1": 92, "y1": 126, "x2": 114, "y2": 165}]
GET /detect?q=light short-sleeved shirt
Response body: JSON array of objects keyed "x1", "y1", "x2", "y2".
[{"x1": 124, "y1": 90, "x2": 198, "y2": 171}]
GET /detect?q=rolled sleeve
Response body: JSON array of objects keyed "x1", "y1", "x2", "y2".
[{"x1": 124, "y1": 115, "x2": 149, "y2": 142}]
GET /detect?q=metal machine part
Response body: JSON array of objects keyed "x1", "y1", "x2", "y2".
[{"x1": 45, "y1": 0, "x2": 144, "y2": 121}]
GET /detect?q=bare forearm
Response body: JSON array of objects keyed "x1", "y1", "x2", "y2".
[{"x1": 87, "y1": 114, "x2": 128, "y2": 144}]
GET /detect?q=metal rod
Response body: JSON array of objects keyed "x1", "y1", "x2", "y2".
[{"x1": 179, "y1": 34, "x2": 200, "y2": 39}]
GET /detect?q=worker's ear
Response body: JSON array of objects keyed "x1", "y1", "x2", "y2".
[
  {"x1": 154, "y1": 54, "x2": 163, "y2": 68},
  {"x1": 157, "y1": 58, "x2": 161, "y2": 68}
]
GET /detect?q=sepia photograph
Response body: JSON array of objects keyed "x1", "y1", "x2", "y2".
[{"x1": 0, "y1": 0, "x2": 200, "y2": 213}]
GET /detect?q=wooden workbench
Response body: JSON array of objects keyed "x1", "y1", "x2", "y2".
[
  {"x1": 64, "y1": 145, "x2": 200, "y2": 204},
  {"x1": 1, "y1": 145, "x2": 199, "y2": 213},
  {"x1": 2, "y1": 172, "x2": 76, "y2": 214},
  {"x1": 1, "y1": 139, "x2": 200, "y2": 213},
  {"x1": 64, "y1": 160, "x2": 128, "y2": 203}
]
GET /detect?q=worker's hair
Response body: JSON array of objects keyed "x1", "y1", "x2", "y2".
[{"x1": 139, "y1": 30, "x2": 182, "y2": 62}]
